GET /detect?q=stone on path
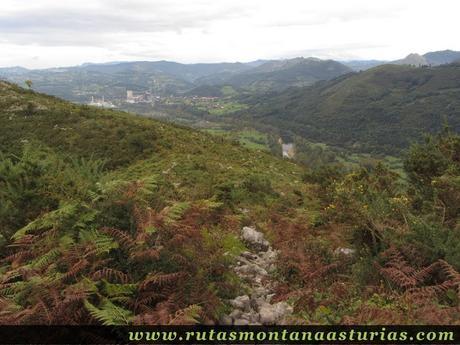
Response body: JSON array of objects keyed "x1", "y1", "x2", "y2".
[
  {"x1": 241, "y1": 226, "x2": 270, "y2": 251},
  {"x1": 223, "y1": 226, "x2": 293, "y2": 325}
]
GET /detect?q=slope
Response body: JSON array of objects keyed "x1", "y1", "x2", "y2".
[
  {"x1": 235, "y1": 63, "x2": 460, "y2": 154},
  {"x1": 0, "y1": 81, "x2": 309, "y2": 324},
  {"x1": 197, "y1": 57, "x2": 353, "y2": 92},
  {"x1": 1, "y1": 81, "x2": 460, "y2": 326}
]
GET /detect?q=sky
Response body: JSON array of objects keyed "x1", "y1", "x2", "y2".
[{"x1": 1, "y1": 0, "x2": 459, "y2": 69}]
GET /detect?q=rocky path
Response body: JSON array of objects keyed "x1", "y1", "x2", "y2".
[{"x1": 219, "y1": 226, "x2": 293, "y2": 325}]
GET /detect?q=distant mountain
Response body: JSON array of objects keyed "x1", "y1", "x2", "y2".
[
  {"x1": 1, "y1": 61, "x2": 256, "y2": 101},
  {"x1": 198, "y1": 57, "x2": 353, "y2": 92},
  {"x1": 0, "y1": 66, "x2": 29, "y2": 76},
  {"x1": 391, "y1": 53, "x2": 428, "y2": 66},
  {"x1": 64, "y1": 60, "x2": 252, "y2": 83},
  {"x1": 423, "y1": 50, "x2": 460, "y2": 65},
  {"x1": 3, "y1": 64, "x2": 195, "y2": 102},
  {"x1": 244, "y1": 59, "x2": 271, "y2": 68},
  {"x1": 234, "y1": 63, "x2": 460, "y2": 154},
  {"x1": 341, "y1": 60, "x2": 386, "y2": 71},
  {"x1": 390, "y1": 50, "x2": 460, "y2": 67},
  {"x1": 1, "y1": 57, "x2": 353, "y2": 101}
]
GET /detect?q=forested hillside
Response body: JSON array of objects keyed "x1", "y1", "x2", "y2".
[
  {"x1": 196, "y1": 58, "x2": 352, "y2": 92},
  {"x1": 1, "y1": 81, "x2": 459, "y2": 325},
  {"x1": 235, "y1": 63, "x2": 460, "y2": 154}
]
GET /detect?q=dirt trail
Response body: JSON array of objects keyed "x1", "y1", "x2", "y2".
[{"x1": 219, "y1": 226, "x2": 293, "y2": 325}]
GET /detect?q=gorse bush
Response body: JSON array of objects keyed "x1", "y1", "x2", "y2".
[{"x1": 272, "y1": 129, "x2": 460, "y2": 324}]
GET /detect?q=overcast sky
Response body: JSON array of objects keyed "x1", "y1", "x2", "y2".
[{"x1": 1, "y1": 0, "x2": 459, "y2": 68}]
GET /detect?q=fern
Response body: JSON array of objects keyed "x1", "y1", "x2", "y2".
[
  {"x1": 12, "y1": 203, "x2": 79, "y2": 240},
  {"x1": 140, "y1": 272, "x2": 185, "y2": 290},
  {"x1": 100, "y1": 228, "x2": 135, "y2": 250},
  {"x1": 91, "y1": 268, "x2": 129, "y2": 284},
  {"x1": 29, "y1": 248, "x2": 61, "y2": 270},
  {"x1": 84, "y1": 299, "x2": 133, "y2": 325},
  {"x1": 60, "y1": 259, "x2": 89, "y2": 282},
  {"x1": 68, "y1": 156, "x2": 106, "y2": 183},
  {"x1": 129, "y1": 248, "x2": 161, "y2": 262},
  {"x1": 135, "y1": 176, "x2": 158, "y2": 200},
  {"x1": 168, "y1": 304, "x2": 202, "y2": 325},
  {"x1": 79, "y1": 229, "x2": 118, "y2": 254},
  {"x1": 161, "y1": 202, "x2": 190, "y2": 225},
  {"x1": 101, "y1": 280, "x2": 138, "y2": 298},
  {"x1": 380, "y1": 248, "x2": 460, "y2": 303}
]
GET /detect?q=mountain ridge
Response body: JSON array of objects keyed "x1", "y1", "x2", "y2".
[{"x1": 231, "y1": 63, "x2": 460, "y2": 154}]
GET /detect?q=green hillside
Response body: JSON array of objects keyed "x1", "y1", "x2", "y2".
[
  {"x1": 1, "y1": 81, "x2": 459, "y2": 325},
  {"x1": 197, "y1": 58, "x2": 352, "y2": 92},
  {"x1": 236, "y1": 63, "x2": 460, "y2": 154},
  {"x1": 0, "y1": 81, "x2": 307, "y2": 324}
]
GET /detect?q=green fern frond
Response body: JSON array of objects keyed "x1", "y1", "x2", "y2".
[
  {"x1": 84, "y1": 298, "x2": 133, "y2": 325},
  {"x1": 69, "y1": 156, "x2": 106, "y2": 182},
  {"x1": 29, "y1": 248, "x2": 60, "y2": 270},
  {"x1": 79, "y1": 229, "x2": 119, "y2": 254},
  {"x1": 0, "y1": 281, "x2": 27, "y2": 298},
  {"x1": 162, "y1": 202, "x2": 190, "y2": 225},
  {"x1": 12, "y1": 203, "x2": 79, "y2": 240},
  {"x1": 89, "y1": 179, "x2": 128, "y2": 203},
  {"x1": 195, "y1": 199, "x2": 223, "y2": 211},
  {"x1": 101, "y1": 280, "x2": 138, "y2": 298},
  {"x1": 74, "y1": 208, "x2": 99, "y2": 230},
  {"x1": 136, "y1": 175, "x2": 158, "y2": 198}
]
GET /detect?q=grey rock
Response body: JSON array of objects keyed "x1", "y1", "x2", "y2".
[
  {"x1": 229, "y1": 309, "x2": 242, "y2": 320},
  {"x1": 234, "y1": 318, "x2": 249, "y2": 325},
  {"x1": 266, "y1": 293, "x2": 275, "y2": 302},
  {"x1": 240, "y1": 251, "x2": 258, "y2": 260},
  {"x1": 234, "y1": 263, "x2": 267, "y2": 277},
  {"x1": 230, "y1": 295, "x2": 250, "y2": 311},
  {"x1": 268, "y1": 263, "x2": 277, "y2": 273},
  {"x1": 239, "y1": 312, "x2": 255, "y2": 321},
  {"x1": 259, "y1": 305, "x2": 276, "y2": 325},
  {"x1": 241, "y1": 226, "x2": 270, "y2": 251},
  {"x1": 254, "y1": 299, "x2": 270, "y2": 311},
  {"x1": 272, "y1": 302, "x2": 292, "y2": 320},
  {"x1": 251, "y1": 287, "x2": 269, "y2": 298},
  {"x1": 223, "y1": 226, "x2": 293, "y2": 326},
  {"x1": 261, "y1": 249, "x2": 278, "y2": 261},
  {"x1": 219, "y1": 315, "x2": 232, "y2": 325}
]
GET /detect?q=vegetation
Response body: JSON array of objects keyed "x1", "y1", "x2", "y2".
[
  {"x1": 0, "y1": 81, "x2": 304, "y2": 324},
  {"x1": 198, "y1": 58, "x2": 352, "y2": 93},
  {"x1": 277, "y1": 129, "x2": 460, "y2": 324},
  {"x1": 233, "y1": 63, "x2": 460, "y2": 155},
  {"x1": 0, "y1": 80, "x2": 459, "y2": 325}
]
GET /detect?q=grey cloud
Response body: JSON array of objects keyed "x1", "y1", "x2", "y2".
[
  {"x1": 280, "y1": 43, "x2": 390, "y2": 60},
  {"x1": 262, "y1": 5, "x2": 403, "y2": 28},
  {"x1": 0, "y1": 1, "x2": 247, "y2": 46}
]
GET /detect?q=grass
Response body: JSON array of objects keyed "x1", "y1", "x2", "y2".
[{"x1": 203, "y1": 128, "x2": 270, "y2": 152}]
